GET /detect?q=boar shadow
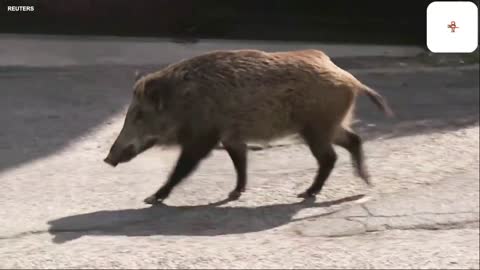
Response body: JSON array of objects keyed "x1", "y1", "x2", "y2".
[{"x1": 47, "y1": 194, "x2": 365, "y2": 244}]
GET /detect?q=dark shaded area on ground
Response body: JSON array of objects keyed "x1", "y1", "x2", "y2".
[
  {"x1": 0, "y1": 63, "x2": 478, "y2": 173},
  {"x1": 352, "y1": 68, "x2": 479, "y2": 141},
  {"x1": 0, "y1": 0, "x2": 448, "y2": 45}
]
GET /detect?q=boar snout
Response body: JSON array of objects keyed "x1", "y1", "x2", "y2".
[
  {"x1": 103, "y1": 155, "x2": 118, "y2": 167},
  {"x1": 103, "y1": 143, "x2": 136, "y2": 167}
]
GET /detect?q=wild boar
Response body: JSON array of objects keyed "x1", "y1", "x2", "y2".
[{"x1": 103, "y1": 49, "x2": 393, "y2": 204}]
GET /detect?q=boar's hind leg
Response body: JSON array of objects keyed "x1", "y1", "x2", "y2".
[
  {"x1": 144, "y1": 132, "x2": 220, "y2": 205},
  {"x1": 298, "y1": 126, "x2": 338, "y2": 198},
  {"x1": 333, "y1": 128, "x2": 371, "y2": 186},
  {"x1": 222, "y1": 140, "x2": 247, "y2": 200}
]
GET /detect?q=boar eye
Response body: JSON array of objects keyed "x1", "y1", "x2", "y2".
[{"x1": 134, "y1": 110, "x2": 143, "y2": 122}]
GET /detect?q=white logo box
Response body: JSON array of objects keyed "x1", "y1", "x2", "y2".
[{"x1": 427, "y1": 1, "x2": 478, "y2": 53}]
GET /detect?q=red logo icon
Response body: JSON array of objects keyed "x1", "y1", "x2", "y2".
[{"x1": 447, "y1": 21, "x2": 459, "y2": 32}]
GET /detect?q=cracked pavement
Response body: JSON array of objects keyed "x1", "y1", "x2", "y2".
[{"x1": 0, "y1": 36, "x2": 479, "y2": 269}]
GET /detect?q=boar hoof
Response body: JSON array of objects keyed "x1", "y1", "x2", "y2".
[
  {"x1": 228, "y1": 190, "x2": 243, "y2": 200},
  {"x1": 144, "y1": 195, "x2": 162, "y2": 205},
  {"x1": 297, "y1": 191, "x2": 316, "y2": 199}
]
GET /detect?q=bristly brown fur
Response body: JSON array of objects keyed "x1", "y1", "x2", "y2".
[
  {"x1": 133, "y1": 49, "x2": 391, "y2": 144},
  {"x1": 109, "y1": 49, "x2": 393, "y2": 202}
]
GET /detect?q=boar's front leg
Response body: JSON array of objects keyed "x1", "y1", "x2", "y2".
[
  {"x1": 144, "y1": 132, "x2": 220, "y2": 205},
  {"x1": 222, "y1": 140, "x2": 247, "y2": 200}
]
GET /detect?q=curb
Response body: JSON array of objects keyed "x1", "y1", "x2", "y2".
[
  {"x1": 0, "y1": 34, "x2": 425, "y2": 67},
  {"x1": 349, "y1": 64, "x2": 479, "y2": 75}
]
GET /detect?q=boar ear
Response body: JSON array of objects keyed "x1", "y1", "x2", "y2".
[
  {"x1": 134, "y1": 70, "x2": 145, "y2": 82},
  {"x1": 143, "y1": 79, "x2": 171, "y2": 112}
]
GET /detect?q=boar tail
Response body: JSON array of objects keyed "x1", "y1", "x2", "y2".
[{"x1": 359, "y1": 84, "x2": 394, "y2": 117}]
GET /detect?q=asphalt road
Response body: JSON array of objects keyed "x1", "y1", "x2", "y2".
[{"x1": 0, "y1": 37, "x2": 478, "y2": 269}]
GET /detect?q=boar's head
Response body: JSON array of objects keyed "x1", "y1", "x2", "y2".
[{"x1": 104, "y1": 71, "x2": 178, "y2": 167}]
